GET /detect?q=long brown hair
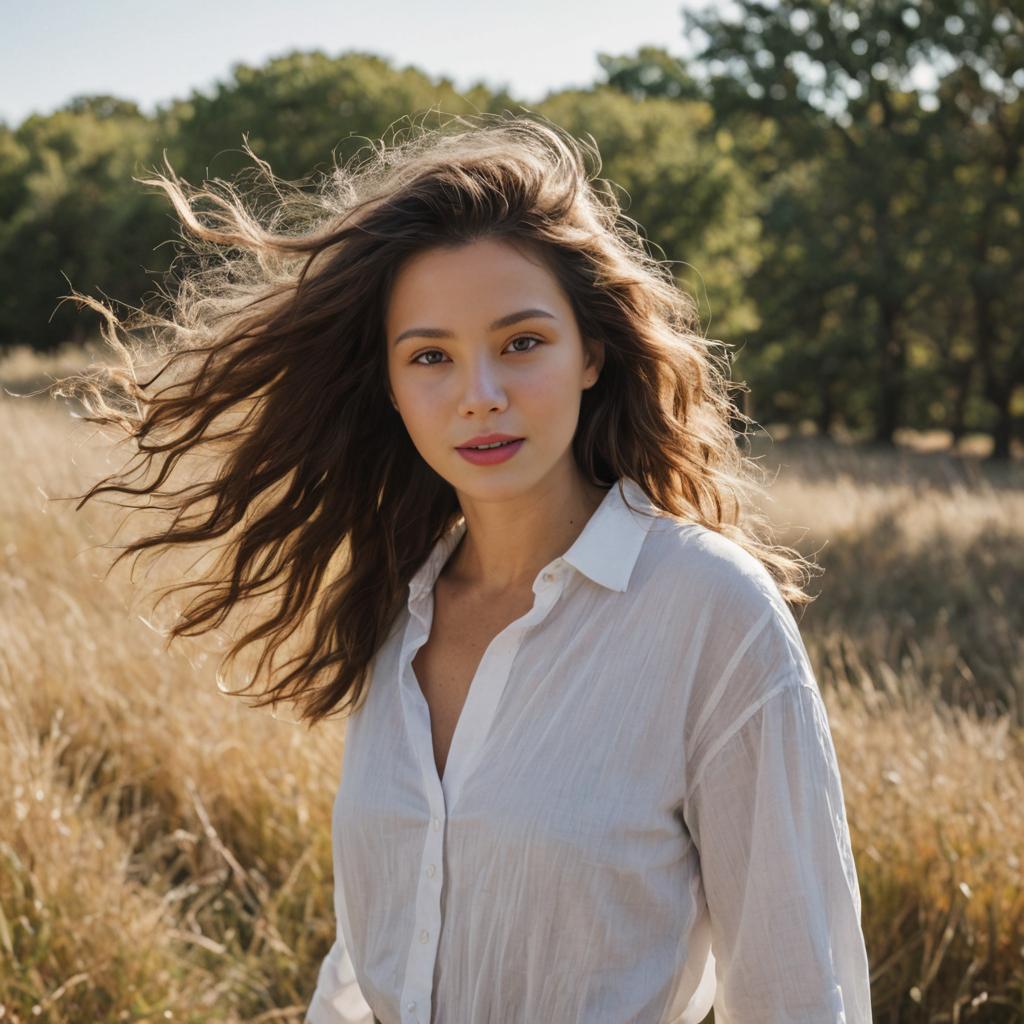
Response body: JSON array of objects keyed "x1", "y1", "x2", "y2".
[{"x1": 50, "y1": 110, "x2": 819, "y2": 726}]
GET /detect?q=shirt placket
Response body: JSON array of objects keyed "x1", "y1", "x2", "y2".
[{"x1": 395, "y1": 560, "x2": 568, "y2": 1024}]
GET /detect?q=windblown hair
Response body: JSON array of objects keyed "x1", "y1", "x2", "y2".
[{"x1": 53, "y1": 110, "x2": 819, "y2": 726}]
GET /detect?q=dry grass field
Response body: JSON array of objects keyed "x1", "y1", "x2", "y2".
[{"x1": 2, "y1": 342, "x2": 1023, "y2": 1022}]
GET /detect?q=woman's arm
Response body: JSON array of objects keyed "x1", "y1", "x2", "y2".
[{"x1": 681, "y1": 677, "x2": 872, "y2": 1024}]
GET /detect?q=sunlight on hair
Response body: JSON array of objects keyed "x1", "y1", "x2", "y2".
[{"x1": 44, "y1": 109, "x2": 818, "y2": 728}]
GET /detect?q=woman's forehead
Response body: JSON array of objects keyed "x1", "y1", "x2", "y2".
[{"x1": 386, "y1": 239, "x2": 569, "y2": 329}]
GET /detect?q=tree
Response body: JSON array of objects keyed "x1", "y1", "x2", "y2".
[
  {"x1": 678, "y1": 0, "x2": 1023, "y2": 456},
  {"x1": 0, "y1": 96, "x2": 165, "y2": 349},
  {"x1": 932, "y1": 54, "x2": 1024, "y2": 460}
]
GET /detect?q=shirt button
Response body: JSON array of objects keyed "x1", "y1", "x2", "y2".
[
  {"x1": 406, "y1": 1000, "x2": 416, "y2": 1011},
  {"x1": 427, "y1": 863, "x2": 436, "y2": 877},
  {"x1": 419, "y1": 929, "x2": 430, "y2": 943},
  {"x1": 432, "y1": 816, "x2": 441, "y2": 831}
]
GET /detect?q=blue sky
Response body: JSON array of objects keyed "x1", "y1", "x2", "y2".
[{"x1": 1, "y1": 0, "x2": 707, "y2": 126}]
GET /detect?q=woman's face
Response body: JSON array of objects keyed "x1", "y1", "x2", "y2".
[{"x1": 385, "y1": 237, "x2": 603, "y2": 500}]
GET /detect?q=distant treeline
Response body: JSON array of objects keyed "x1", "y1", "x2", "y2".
[{"x1": 1, "y1": 1, "x2": 1020, "y2": 456}]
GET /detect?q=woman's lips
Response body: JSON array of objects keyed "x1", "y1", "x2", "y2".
[
  {"x1": 457, "y1": 434, "x2": 524, "y2": 447},
  {"x1": 455, "y1": 438, "x2": 525, "y2": 465}
]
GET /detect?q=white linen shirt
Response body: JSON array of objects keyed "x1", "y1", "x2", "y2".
[{"x1": 306, "y1": 477, "x2": 872, "y2": 1024}]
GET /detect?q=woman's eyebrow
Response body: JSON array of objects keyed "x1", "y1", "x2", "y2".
[{"x1": 393, "y1": 308, "x2": 556, "y2": 347}]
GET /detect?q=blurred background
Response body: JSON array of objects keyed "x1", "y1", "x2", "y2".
[{"x1": 1, "y1": 2, "x2": 1022, "y2": 1022}]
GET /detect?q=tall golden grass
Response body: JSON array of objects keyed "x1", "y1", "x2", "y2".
[{"x1": 2, "y1": 344, "x2": 1023, "y2": 1022}]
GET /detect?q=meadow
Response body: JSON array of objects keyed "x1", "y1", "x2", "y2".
[{"x1": 2, "y1": 342, "x2": 1023, "y2": 1022}]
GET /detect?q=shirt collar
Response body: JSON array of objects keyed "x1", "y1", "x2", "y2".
[{"x1": 408, "y1": 476, "x2": 660, "y2": 600}]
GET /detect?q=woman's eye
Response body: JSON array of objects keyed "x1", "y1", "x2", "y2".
[
  {"x1": 410, "y1": 335, "x2": 541, "y2": 365},
  {"x1": 412, "y1": 349, "x2": 446, "y2": 366},
  {"x1": 508, "y1": 335, "x2": 541, "y2": 353}
]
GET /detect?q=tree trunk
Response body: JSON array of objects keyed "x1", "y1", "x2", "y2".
[
  {"x1": 948, "y1": 360, "x2": 973, "y2": 447},
  {"x1": 972, "y1": 280, "x2": 1020, "y2": 461},
  {"x1": 874, "y1": 301, "x2": 903, "y2": 445},
  {"x1": 989, "y1": 384, "x2": 1013, "y2": 461},
  {"x1": 816, "y1": 373, "x2": 835, "y2": 438}
]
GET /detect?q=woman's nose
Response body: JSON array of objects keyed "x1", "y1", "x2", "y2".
[{"x1": 457, "y1": 357, "x2": 508, "y2": 414}]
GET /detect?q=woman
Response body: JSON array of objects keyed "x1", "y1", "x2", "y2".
[{"x1": 59, "y1": 113, "x2": 872, "y2": 1023}]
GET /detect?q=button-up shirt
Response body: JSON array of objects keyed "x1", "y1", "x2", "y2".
[{"x1": 306, "y1": 477, "x2": 872, "y2": 1024}]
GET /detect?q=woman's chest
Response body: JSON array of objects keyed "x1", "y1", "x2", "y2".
[
  {"x1": 411, "y1": 582, "x2": 535, "y2": 782},
  {"x1": 340, "y1": 582, "x2": 697, "y2": 851}
]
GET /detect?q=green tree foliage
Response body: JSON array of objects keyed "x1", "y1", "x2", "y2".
[
  {"x1": 0, "y1": 96, "x2": 167, "y2": 348},
  {"x1": 597, "y1": 46, "x2": 705, "y2": 101},
  {"x1": 160, "y1": 50, "x2": 516, "y2": 183}
]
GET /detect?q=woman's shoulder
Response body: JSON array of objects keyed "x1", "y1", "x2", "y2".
[
  {"x1": 639, "y1": 514, "x2": 783, "y2": 616},
  {"x1": 639, "y1": 515, "x2": 817, "y2": 748}
]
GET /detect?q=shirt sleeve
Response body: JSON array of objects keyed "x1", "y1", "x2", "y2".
[
  {"x1": 681, "y1": 677, "x2": 873, "y2": 1024},
  {"x1": 305, "y1": 930, "x2": 375, "y2": 1024}
]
